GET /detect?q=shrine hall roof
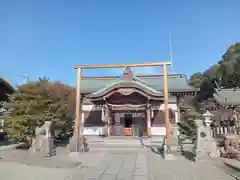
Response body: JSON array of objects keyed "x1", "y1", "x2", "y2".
[
  {"x1": 213, "y1": 88, "x2": 240, "y2": 105},
  {"x1": 0, "y1": 77, "x2": 14, "y2": 101},
  {"x1": 80, "y1": 74, "x2": 198, "y2": 94},
  {"x1": 87, "y1": 77, "x2": 163, "y2": 98}
]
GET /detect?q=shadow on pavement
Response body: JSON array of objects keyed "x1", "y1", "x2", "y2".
[
  {"x1": 55, "y1": 138, "x2": 70, "y2": 147},
  {"x1": 139, "y1": 138, "x2": 164, "y2": 157},
  {"x1": 181, "y1": 150, "x2": 195, "y2": 162},
  {"x1": 0, "y1": 140, "x2": 14, "y2": 147}
]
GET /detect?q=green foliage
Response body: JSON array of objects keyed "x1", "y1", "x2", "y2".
[
  {"x1": 184, "y1": 42, "x2": 240, "y2": 140},
  {"x1": 189, "y1": 42, "x2": 240, "y2": 101},
  {"x1": 178, "y1": 110, "x2": 202, "y2": 140},
  {"x1": 4, "y1": 78, "x2": 75, "y2": 142},
  {"x1": 189, "y1": 72, "x2": 206, "y2": 88}
]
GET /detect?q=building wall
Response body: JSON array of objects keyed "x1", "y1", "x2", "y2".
[{"x1": 81, "y1": 108, "x2": 104, "y2": 136}]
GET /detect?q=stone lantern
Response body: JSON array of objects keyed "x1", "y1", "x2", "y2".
[{"x1": 203, "y1": 110, "x2": 213, "y2": 127}]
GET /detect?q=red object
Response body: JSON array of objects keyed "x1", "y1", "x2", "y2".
[{"x1": 124, "y1": 128, "x2": 132, "y2": 136}]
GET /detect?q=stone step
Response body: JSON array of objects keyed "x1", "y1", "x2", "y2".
[
  {"x1": 87, "y1": 138, "x2": 148, "y2": 143},
  {"x1": 89, "y1": 144, "x2": 144, "y2": 149},
  {"x1": 85, "y1": 136, "x2": 166, "y2": 148},
  {"x1": 85, "y1": 136, "x2": 147, "y2": 140},
  {"x1": 88, "y1": 141, "x2": 149, "y2": 147},
  {"x1": 88, "y1": 140, "x2": 142, "y2": 144},
  {"x1": 84, "y1": 136, "x2": 174, "y2": 151},
  {"x1": 89, "y1": 147, "x2": 149, "y2": 152},
  {"x1": 87, "y1": 137, "x2": 151, "y2": 149}
]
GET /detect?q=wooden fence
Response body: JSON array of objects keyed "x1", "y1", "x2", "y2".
[{"x1": 211, "y1": 126, "x2": 240, "y2": 138}]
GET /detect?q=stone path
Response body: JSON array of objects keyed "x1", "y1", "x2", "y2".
[
  {"x1": 0, "y1": 150, "x2": 236, "y2": 180},
  {"x1": 69, "y1": 151, "x2": 236, "y2": 180}
]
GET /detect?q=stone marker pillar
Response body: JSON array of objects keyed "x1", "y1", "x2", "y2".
[
  {"x1": 192, "y1": 119, "x2": 219, "y2": 161},
  {"x1": 68, "y1": 121, "x2": 89, "y2": 153}
]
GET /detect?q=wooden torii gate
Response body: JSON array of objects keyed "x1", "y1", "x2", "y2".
[{"x1": 73, "y1": 62, "x2": 172, "y2": 150}]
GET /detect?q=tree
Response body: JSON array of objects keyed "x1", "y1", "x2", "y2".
[
  {"x1": 189, "y1": 42, "x2": 240, "y2": 103},
  {"x1": 181, "y1": 43, "x2": 240, "y2": 140},
  {"x1": 4, "y1": 78, "x2": 75, "y2": 142},
  {"x1": 189, "y1": 72, "x2": 205, "y2": 88},
  {"x1": 178, "y1": 110, "x2": 202, "y2": 140},
  {"x1": 216, "y1": 43, "x2": 240, "y2": 88}
]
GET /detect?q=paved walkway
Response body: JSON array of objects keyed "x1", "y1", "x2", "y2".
[{"x1": 0, "y1": 150, "x2": 236, "y2": 180}]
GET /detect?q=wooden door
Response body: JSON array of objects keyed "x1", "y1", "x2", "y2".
[{"x1": 112, "y1": 113, "x2": 123, "y2": 136}]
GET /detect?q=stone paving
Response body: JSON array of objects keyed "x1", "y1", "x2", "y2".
[
  {"x1": 0, "y1": 148, "x2": 236, "y2": 180},
  {"x1": 69, "y1": 151, "x2": 236, "y2": 180}
]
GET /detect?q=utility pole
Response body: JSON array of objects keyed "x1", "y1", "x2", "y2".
[
  {"x1": 19, "y1": 73, "x2": 29, "y2": 84},
  {"x1": 169, "y1": 31, "x2": 173, "y2": 68}
]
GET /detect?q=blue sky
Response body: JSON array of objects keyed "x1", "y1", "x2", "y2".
[{"x1": 0, "y1": 0, "x2": 239, "y2": 86}]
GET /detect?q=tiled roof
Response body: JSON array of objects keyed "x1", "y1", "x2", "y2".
[
  {"x1": 86, "y1": 77, "x2": 163, "y2": 98},
  {"x1": 213, "y1": 88, "x2": 240, "y2": 105},
  {"x1": 0, "y1": 77, "x2": 14, "y2": 92},
  {"x1": 80, "y1": 74, "x2": 198, "y2": 94}
]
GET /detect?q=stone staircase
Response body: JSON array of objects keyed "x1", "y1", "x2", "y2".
[
  {"x1": 85, "y1": 136, "x2": 164, "y2": 151},
  {"x1": 150, "y1": 136, "x2": 164, "y2": 148}
]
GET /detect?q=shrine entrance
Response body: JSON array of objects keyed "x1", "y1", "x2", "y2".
[
  {"x1": 110, "y1": 109, "x2": 147, "y2": 137},
  {"x1": 124, "y1": 114, "x2": 132, "y2": 128},
  {"x1": 81, "y1": 67, "x2": 167, "y2": 137}
]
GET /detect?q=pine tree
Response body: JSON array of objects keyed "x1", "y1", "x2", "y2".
[{"x1": 177, "y1": 110, "x2": 202, "y2": 140}]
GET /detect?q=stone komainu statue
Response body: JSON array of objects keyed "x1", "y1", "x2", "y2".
[{"x1": 30, "y1": 121, "x2": 55, "y2": 156}]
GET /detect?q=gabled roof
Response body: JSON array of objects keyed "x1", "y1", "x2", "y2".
[
  {"x1": 0, "y1": 77, "x2": 14, "y2": 101},
  {"x1": 80, "y1": 74, "x2": 198, "y2": 94},
  {"x1": 213, "y1": 88, "x2": 240, "y2": 105},
  {"x1": 86, "y1": 77, "x2": 163, "y2": 99}
]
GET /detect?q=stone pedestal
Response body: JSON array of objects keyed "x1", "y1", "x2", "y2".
[
  {"x1": 162, "y1": 144, "x2": 176, "y2": 160},
  {"x1": 192, "y1": 119, "x2": 219, "y2": 161},
  {"x1": 68, "y1": 136, "x2": 89, "y2": 152},
  {"x1": 44, "y1": 137, "x2": 56, "y2": 157},
  {"x1": 160, "y1": 126, "x2": 179, "y2": 160},
  {"x1": 163, "y1": 127, "x2": 181, "y2": 152},
  {"x1": 30, "y1": 136, "x2": 56, "y2": 157},
  {"x1": 171, "y1": 127, "x2": 181, "y2": 151}
]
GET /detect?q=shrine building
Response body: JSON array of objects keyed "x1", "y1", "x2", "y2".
[
  {"x1": 0, "y1": 77, "x2": 14, "y2": 102},
  {"x1": 80, "y1": 67, "x2": 198, "y2": 137}
]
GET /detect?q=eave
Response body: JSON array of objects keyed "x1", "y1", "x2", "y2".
[{"x1": 86, "y1": 80, "x2": 164, "y2": 99}]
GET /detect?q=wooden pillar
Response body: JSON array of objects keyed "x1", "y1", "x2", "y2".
[
  {"x1": 106, "y1": 106, "x2": 110, "y2": 136},
  {"x1": 81, "y1": 111, "x2": 84, "y2": 133},
  {"x1": 163, "y1": 64, "x2": 171, "y2": 149},
  {"x1": 177, "y1": 106, "x2": 181, "y2": 123},
  {"x1": 176, "y1": 95, "x2": 181, "y2": 123},
  {"x1": 102, "y1": 106, "x2": 109, "y2": 136},
  {"x1": 146, "y1": 107, "x2": 151, "y2": 137},
  {"x1": 73, "y1": 68, "x2": 81, "y2": 137}
]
